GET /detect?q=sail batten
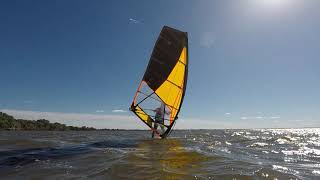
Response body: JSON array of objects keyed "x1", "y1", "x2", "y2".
[{"x1": 130, "y1": 26, "x2": 188, "y2": 138}]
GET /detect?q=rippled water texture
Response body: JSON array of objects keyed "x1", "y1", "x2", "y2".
[{"x1": 0, "y1": 129, "x2": 320, "y2": 179}]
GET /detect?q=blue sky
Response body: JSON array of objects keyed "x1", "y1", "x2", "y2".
[{"x1": 1, "y1": 0, "x2": 320, "y2": 128}]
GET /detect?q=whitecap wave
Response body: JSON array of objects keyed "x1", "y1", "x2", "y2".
[
  {"x1": 248, "y1": 142, "x2": 268, "y2": 147},
  {"x1": 272, "y1": 165, "x2": 299, "y2": 175},
  {"x1": 312, "y1": 170, "x2": 320, "y2": 175}
]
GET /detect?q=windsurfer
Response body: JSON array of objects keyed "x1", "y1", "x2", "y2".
[{"x1": 152, "y1": 102, "x2": 167, "y2": 138}]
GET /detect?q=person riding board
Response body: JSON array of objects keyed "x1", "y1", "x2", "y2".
[{"x1": 152, "y1": 102, "x2": 168, "y2": 138}]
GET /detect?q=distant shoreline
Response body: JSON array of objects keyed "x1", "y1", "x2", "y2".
[
  {"x1": 0, "y1": 112, "x2": 96, "y2": 131},
  {"x1": 1, "y1": 112, "x2": 319, "y2": 131}
]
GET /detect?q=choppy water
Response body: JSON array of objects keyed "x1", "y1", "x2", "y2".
[{"x1": 0, "y1": 129, "x2": 320, "y2": 179}]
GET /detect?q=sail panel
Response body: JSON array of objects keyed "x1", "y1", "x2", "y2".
[
  {"x1": 143, "y1": 26, "x2": 186, "y2": 91},
  {"x1": 155, "y1": 47, "x2": 187, "y2": 115}
]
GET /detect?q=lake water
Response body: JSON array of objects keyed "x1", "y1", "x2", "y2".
[{"x1": 1, "y1": 129, "x2": 320, "y2": 179}]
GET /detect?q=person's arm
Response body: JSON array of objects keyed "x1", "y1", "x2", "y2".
[{"x1": 152, "y1": 108, "x2": 160, "y2": 113}]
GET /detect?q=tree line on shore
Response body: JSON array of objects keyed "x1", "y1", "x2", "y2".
[{"x1": 0, "y1": 112, "x2": 96, "y2": 131}]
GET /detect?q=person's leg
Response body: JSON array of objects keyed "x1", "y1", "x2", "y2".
[
  {"x1": 152, "y1": 122, "x2": 158, "y2": 138},
  {"x1": 160, "y1": 125, "x2": 165, "y2": 133},
  {"x1": 160, "y1": 119, "x2": 165, "y2": 132},
  {"x1": 147, "y1": 117, "x2": 152, "y2": 127}
]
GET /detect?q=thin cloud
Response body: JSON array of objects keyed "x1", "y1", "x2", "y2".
[
  {"x1": 95, "y1": 110, "x2": 104, "y2": 113},
  {"x1": 129, "y1": 18, "x2": 141, "y2": 24},
  {"x1": 240, "y1": 116, "x2": 280, "y2": 120},
  {"x1": 270, "y1": 116, "x2": 280, "y2": 119},
  {"x1": 225, "y1": 113, "x2": 231, "y2": 115},
  {"x1": 23, "y1": 100, "x2": 33, "y2": 104},
  {"x1": 112, "y1": 109, "x2": 127, "y2": 113},
  {"x1": 200, "y1": 31, "x2": 216, "y2": 48},
  {"x1": 272, "y1": 119, "x2": 280, "y2": 123}
]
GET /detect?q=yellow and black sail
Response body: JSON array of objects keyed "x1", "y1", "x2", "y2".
[{"x1": 130, "y1": 26, "x2": 188, "y2": 138}]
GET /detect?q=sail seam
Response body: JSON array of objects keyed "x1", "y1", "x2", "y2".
[{"x1": 165, "y1": 79, "x2": 182, "y2": 89}]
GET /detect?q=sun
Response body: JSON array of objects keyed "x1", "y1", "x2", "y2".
[
  {"x1": 253, "y1": 0, "x2": 295, "y2": 13},
  {"x1": 259, "y1": 0, "x2": 290, "y2": 7}
]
